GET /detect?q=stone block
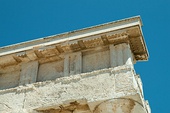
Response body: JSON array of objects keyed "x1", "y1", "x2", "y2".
[{"x1": 19, "y1": 61, "x2": 39, "y2": 85}]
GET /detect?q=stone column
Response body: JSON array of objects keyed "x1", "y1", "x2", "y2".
[
  {"x1": 94, "y1": 99, "x2": 147, "y2": 113},
  {"x1": 73, "y1": 104, "x2": 92, "y2": 113},
  {"x1": 19, "y1": 61, "x2": 39, "y2": 85}
]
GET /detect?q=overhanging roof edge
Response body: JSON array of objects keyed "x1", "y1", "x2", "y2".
[{"x1": 0, "y1": 16, "x2": 143, "y2": 56}]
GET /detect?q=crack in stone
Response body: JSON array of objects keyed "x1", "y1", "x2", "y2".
[
  {"x1": 0, "y1": 103, "x2": 12, "y2": 109},
  {"x1": 22, "y1": 89, "x2": 26, "y2": 109}
]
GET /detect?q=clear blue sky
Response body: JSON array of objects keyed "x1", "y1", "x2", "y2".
[{"x1": 0, "y1": 0, "x2": 169, "y2": 112}]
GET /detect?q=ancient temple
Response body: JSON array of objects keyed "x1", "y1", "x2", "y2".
[{"x1": 0, "y1": 16, "x2": 151, "y2": 113}]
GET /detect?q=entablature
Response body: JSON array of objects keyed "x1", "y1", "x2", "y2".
[{"x1": 0, "y1": 16, "x2": 148, "y2": 68}]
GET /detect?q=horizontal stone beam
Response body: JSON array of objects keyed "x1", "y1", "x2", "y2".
[{"x1": 0, "y1": 65, "x2": 147, "y2": 113}]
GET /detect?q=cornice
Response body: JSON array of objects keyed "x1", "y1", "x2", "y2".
[{"x1": 0, "y1": 16, "x2": 148, "y2": 67}]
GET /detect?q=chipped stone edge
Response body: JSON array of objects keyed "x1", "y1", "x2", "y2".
[{"x1": 0, "y1": 65, "x2": 134, "y2": 94}]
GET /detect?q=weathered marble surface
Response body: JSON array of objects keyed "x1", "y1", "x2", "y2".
[
  {"x1": 0, "y1": 43, "x2": 134, "y2": 90},
  {"x1": 0, "y1": 16, "x2": 150, "y2": 113},
  {"x1": 0, "y1": 65, "x2": 149, "y2": 113}
]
